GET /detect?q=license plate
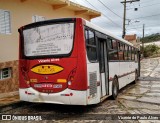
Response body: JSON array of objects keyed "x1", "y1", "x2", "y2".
[
  {"x1": 41, "y1": 84, "x2": 53, "y2": 88},
  {"x1": 53, "y1": 84, "x2": 62, "y2": 88},
  {"x1": 34, "y1": 83, "x2": 62, "y2": 88}
]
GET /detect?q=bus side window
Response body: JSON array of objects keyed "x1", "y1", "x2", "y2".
[
  {"x1": 85, "y1": 29, "x2": 89, "y2": 44},
  {"x1": 108, "y1": 38, "x2": 112, "y2": 60},
  {"x1": 85, "y1": 29, "x2": 97, "y2": 62},
  {"x1": 124, "y1": 45, "x2": 128, "y2": 60},
  {"x1": 118, "y1": 42, "x2": 124, "y2": 60},
  {"x1": 128, "y1": 46, "x2": 131, "y2": 60},
  {"x1": 108, "y1": 38, "x2": 112, "y2": 49},
  {"x1": 108, "y1": 39, "x2": 118, "y2": 61}
]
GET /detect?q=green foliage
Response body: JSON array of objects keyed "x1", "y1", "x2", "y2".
[
  {"x1": 143, "y1": 44, "x2": 160, "y2": 57},
  {"x1": 141, "y1": 33, "x2": 160, "y2": 43}
]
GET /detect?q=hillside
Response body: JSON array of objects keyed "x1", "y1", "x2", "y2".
[{"x1": 140, "y1": 33, "x2": 160, "y2": 43}]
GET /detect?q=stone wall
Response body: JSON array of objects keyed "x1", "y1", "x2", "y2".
[{"x1": 0, "y1": 60, "x2": 19, "y2": 93}]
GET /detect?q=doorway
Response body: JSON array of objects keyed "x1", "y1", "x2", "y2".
[{"x1": 98, "y1": 38, "x2": 109, "y2": 97}]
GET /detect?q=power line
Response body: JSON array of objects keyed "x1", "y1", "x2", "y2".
[
  {"x1": 121, "y1": 0, "x2": 140, "y2": 38},
  {"x1": 126, "y1": 23, "x2": 160, "y2": 30},
  {"x1": 84, "y1": 0, "x2": 123, "y2": 29},
  {"x1": 140, "y1": 0, "x2": 157, "y2": 4},
  {"x1": 127, "y1": 2, "x2": 160, "y2": 10},
  {"x1": 131, "y1": 13, "x2": 160, "y2": 20},
  {"x1": 97, "y1": 0, "x2": 123, "y2": 19},
  {"x1": 127, "y1": 23, "x2": 160, "y2": 29}
]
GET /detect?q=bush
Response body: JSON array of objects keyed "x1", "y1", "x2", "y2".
[{"x1": 143, "y1": 44, "x2": 160, "y2": 57}]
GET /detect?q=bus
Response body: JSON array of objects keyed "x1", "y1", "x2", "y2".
[{"x1": 18, "y1": 18, "x2": 140, "y2": 105}]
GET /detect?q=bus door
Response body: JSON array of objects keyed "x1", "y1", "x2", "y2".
[{"x1": 98, "y1": 38, "x2": 109, "y2": 97}]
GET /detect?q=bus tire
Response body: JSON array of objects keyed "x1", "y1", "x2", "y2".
[
  {"x1": 134, "y1": 70, "x2": 138, "y2": 83},
  {"x1": 112, "y1": 77, "x2": 119, "y2": 100}
]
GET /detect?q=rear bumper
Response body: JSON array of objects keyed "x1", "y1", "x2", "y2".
[{"x1": 19, "y1": 88, "x2": 87, "y2": 105}]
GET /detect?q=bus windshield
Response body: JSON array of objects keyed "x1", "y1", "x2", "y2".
[{"x1": 23, "y1": 23, "x2": 74, "y2": 57}]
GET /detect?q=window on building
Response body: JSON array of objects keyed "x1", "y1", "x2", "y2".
[
  {"x1": 108, "y1": 39, "x2": 118, "y2": 60},
  {"x1": 32, "y1": 15, "x2": 45, "y2": 22},
  {"x1": 0, "y1": 68, "x2": 11, "y2": 80},
  {"x1": 85, "y1": 28, "x2": 97, "y2": 61},
  {"x1": 0, "y1": 9, "x2": 11, "y2": 34}
]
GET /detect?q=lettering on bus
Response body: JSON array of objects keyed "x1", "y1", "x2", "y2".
[{"x1": 38, "y1": 59, "x2": 60, "y2": 63}]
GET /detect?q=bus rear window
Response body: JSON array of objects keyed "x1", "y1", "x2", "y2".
[{"x1": 23, "y1": 23, "x2": 74, "y2": 57}]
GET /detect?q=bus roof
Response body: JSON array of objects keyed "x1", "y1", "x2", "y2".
[
  {"x1": 20, "y1": 17, "x2": 134, "y2": 47},
  {"x1": 83, "y1": 18, "x2": 134, "y2": 46}
]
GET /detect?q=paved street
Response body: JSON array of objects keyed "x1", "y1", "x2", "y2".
[
  {"x1": 118, "y1": 57, "x2": 160, "y2": 123},
  {"x1": 1, "y1": 57, "x2": 160, "y2": 123}
]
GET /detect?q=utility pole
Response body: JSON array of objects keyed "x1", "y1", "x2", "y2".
[
  {"x1": 121, "y1": 0, "x2": 140, "y2": 38},
  {"x1": 122, "y1": 0, "x2": 126, "y2": 38},
  {"x1": 143, "y1": 24, "x2": 145, "y2": 38},
  {"x1": 142, "y1": 24, "x2": 145, "y2": 56}
]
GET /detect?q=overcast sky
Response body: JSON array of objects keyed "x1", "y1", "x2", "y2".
[{"x1": 70, "y1": 0, "x2": 160, "y2": 38}]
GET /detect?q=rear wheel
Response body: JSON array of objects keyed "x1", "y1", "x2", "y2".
[
  {"x1": 135, "y1": 70, "x2": 138, "y2": 83},
  {"x1": 112, "y1": 77, "x2": 119, "y2": 100}
]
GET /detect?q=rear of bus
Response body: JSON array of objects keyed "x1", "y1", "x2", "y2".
[{"x1": 18, "y1": 18, "x2": 88, "y2": 105}]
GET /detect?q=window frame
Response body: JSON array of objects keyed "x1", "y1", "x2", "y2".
[
  {"x1": 85, "y1": 27, "x2": 98, "y2": 62},
  {"x1": 84, "y1": 26, "x2": 139, "y2": 63},
  {"x1": 118, "y1": 42, "x2": 125, "y2": 61},
  {"x1": 0, "y1": 68, "x2": 11, "y2": 80},
  {"x1": 108, "y1": 38, "x2": 119, "y2": 61},
  {"x1": 0, "y1": 9, "x2": 11, "y2": 34},
  {"x1": 131, "y1": 47, "x2": 135, "y2": 61},
  {"x1": 128, "y1": 46, "x2": 132, "y2": 60},
  {"x1": 124, "y1": 44, "x2": 128, "y2": 61},
  {"x1": 20, "y1": 19, "x2": 76, "y2": 59}
]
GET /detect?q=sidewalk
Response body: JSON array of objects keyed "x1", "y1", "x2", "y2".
[{"x1": 0, "y1": 91, "x2": 20, "y2": 107}]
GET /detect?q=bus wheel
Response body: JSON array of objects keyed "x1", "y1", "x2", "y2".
[
  {"x1": 134, "y1": 70, "x2": 138, "y2": 83},
  {"x1": 112, "y1": 77, "x2": 119, "y2": 100}
]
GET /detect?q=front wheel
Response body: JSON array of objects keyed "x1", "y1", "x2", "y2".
[{"x1": 112, "y1": 77, "x2": 119, "y2": 100}]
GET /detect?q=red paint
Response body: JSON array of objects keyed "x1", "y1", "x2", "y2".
[
  {"x1": 19, "y1": 18, "x2": 88, "y2": 93},
  {"x1": 68, "y1": 18, "x2": 87, "y2": 90},
  {"x1": 19, "y1": 28, "x2": 30, "y2": 88}
]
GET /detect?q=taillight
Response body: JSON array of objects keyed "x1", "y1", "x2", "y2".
[{"x1": 67, "y1": 68, "x2": 77, "y2": 86}]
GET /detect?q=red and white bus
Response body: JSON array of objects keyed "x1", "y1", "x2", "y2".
[{"x1": 18, "y1": 18, "x2": 140, "y2": 105}]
